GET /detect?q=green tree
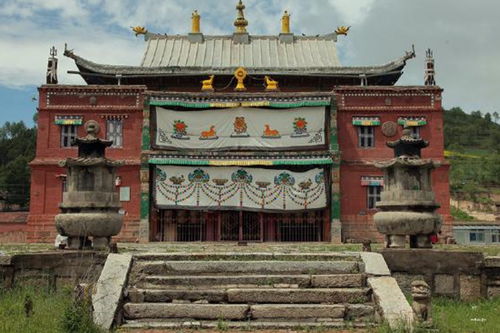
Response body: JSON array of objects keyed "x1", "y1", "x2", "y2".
[{"x1": 0, "y1": 121, "x2": 36, "y2": 208}]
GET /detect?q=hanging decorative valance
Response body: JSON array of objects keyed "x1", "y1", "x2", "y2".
[
  {"x1": 150, "y1": 99, "x2": 331, "y2": 109},
  {"x1": 154, "y1": 165, "x2": 327, "y2": 212},
  {"x1": 54, "y1": 115, "x2": 83, "y2": 125},
  {"x1": 100, "y1": 114, "x2": 129, "y2": 120},
  {"x1": 352, "y1": 117, "x2": 381, "y2": 126},
  {"x1": 155, "y1": 106, "x2": 326, "y2": 150},
  {"x1": 361, "y1": 176, "x2": 384, "y2": 187},
  {"x1": 149, "y1": 154, "x2": 333, "y2": 167},
  {"x1": 398, "y1": 117, "x2": 427, "y2": 127}
]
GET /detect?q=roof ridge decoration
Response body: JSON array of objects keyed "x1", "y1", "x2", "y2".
[{"x1": 234, "y1": 0, "x2": 248, "y2": 33}]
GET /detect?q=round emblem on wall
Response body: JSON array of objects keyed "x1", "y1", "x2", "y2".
[{"x1": 381, "y1": 121, "x2": 397, "y2": 137}]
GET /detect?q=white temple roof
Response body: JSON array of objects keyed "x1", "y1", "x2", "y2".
[{"x1": 140, "y1": 35, "x2": 341, "y2": 70}]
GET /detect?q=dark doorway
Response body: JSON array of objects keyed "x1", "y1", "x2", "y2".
[{"x1": 221, "y1": 211, "x2": 261, "y2": 241}]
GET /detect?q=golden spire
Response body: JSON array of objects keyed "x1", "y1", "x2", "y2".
[
  {"x1": 234, "y1": 0, "x2": 248, "y2": 33},
  {"x1": 281, "y1": 11, "x2": 290, "y2": 34},
  {"x1": 191, "y1": 10, "x2": 201, "y2": 33}
]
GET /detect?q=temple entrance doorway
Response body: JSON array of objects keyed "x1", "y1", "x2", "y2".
[
  {"x1": 156, "y1": 209, "x2": 327, "y2": 242},
  {"x1": 220, "y1": 211, "x2": 261, "y2": 242}
]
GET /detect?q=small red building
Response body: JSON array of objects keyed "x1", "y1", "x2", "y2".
[{"x1": 23, "y1": 3, "x2": 451, "y2": 243}]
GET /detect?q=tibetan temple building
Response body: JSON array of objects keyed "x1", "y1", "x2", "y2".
[{"x1": 26, "y1": 1, "x2": 451, "y2": 243}]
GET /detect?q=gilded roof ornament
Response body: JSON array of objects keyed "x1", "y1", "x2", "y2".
[
  {"x1": 192, "y1": 10, "x2": 201, "y2": 33},
  {"x1": 281, "y1": 11, "x2": 291, "y2": 34},
  {"x1": 234, "y1": 67, "x2": 248, "y2": 91},
  {"x1": 234, "y1": 0, "x2": 248, "y2": 33},
  {"x1": 335, "y1": 26, "x2": 350, "y2": 36},
  {"x1": 131, "y1": 26, "x2": 148, "y2": 36}
]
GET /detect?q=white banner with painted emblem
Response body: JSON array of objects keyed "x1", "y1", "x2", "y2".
[
  {"x1": 154, "y1": 166, "x2": 327, "y2": 212},
  {"x1": 154, "y1": 107, "x2": 326, "y2": 150}
]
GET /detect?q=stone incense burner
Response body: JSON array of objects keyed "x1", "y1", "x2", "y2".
[
  {"x1": 374, "y1": 128, "x2": 442, "y2": 248},
  {"x1": 55, "y1": 120, "x2": 123, "y2": 250}
]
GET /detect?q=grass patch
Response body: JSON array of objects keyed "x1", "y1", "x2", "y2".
[
  {"x1": 0, "y1": 243, "x2": 54, "y2": 255},
  {"x1": 371, "y1": 297, "x2": 500, "y2": 333},
  {"x1": 0, "y1": 286, "x2": 104, "y2": 333},
  {"x1": 431, "y1": 297, "x2": 500, "y2": 333}
]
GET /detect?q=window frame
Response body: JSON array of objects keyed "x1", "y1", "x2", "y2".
[
  {"x1": 106, "y1": 119, "x2": 123, "y2": 148},
  {"x1": 60, "y1": 125, "x2": 77, "y2": 148},
  {"x1": 357, "y1": 126, "x2": 375, "y2": 148},
  {"x1": 410, "y1": 126, "x2": 421, "y2": 139},
  {"x1": 469, "y1": 229, "x2": 485, "y2": 243},
  {"x1": 367, "y1": 185, "x2": 382, "y2": 210}
]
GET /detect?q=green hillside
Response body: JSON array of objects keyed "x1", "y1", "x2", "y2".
[{"x1": 444, "y1": 107, "x2": 500, "y2": 200}]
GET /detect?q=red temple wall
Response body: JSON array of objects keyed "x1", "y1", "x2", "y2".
[
  {"x1": 14, "y1": 85, "x2": 452, "y2": 244},
  {"x1": 335, "y1": 87, "x2": 451, "y2": 241},
  {"x1": 26, "y1": 86, "x2": 145, "y2": 243}
]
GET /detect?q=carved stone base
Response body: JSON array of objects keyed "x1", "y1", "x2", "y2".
[
  {"x1": 93, "y1": 237, "x2": 111, "y2": 250},
  {"x1": 387, "y1": 235, "x2": 406, "y2": 248},
  {"x1": 67, "y1": 236, "x2": 91, "y2": 250},
  {"x1": 410, "y1": 235, "x2": 432, "y2": 249}
]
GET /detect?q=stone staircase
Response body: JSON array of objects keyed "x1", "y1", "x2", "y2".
[{"x1": 119, "y1": 253, "x2": 378, "y2": 330}]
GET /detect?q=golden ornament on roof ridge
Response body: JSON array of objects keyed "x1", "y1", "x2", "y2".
[
  {"x1": 335, "y1": 26, "x2": 350, "y2": 36},
  {"x1": 234, "y1": 0, "x2": 248, "y2": 33},
  {"x1": 131, "y1": 26, "x2": 148, "y2": 36}
]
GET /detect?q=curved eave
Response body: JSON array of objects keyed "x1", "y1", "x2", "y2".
[{"x1": 65, "y1": 49, "x2": 412, "y2": 85}]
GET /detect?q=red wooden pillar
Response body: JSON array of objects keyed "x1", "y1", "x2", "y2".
[
  {"x1": 323, "y1": 208, "x2": 332, "y2": 242},
  {"x1": 216, "y1": 211, "x2": 221, "y2": 241}
]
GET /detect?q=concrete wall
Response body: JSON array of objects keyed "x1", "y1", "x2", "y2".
[{"x1": 0, "y1": 252, "x2": 107, "y2": 290}]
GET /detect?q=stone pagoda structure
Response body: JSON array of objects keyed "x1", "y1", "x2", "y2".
[
  {"x1": 55, "y1": 120, "x2": 123, "y2": 249},
  {"x1": 374, "y1": 128, "x2": 442, "y2": 248}
]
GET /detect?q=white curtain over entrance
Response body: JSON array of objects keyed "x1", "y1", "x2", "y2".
[{"x1": 154, "y1": 166, "x2": 327, "y2": 212}]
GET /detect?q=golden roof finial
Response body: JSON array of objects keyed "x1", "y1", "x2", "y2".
[
  {"x1": 234, "y1": 0, "x2": 248, "y2": 33},
  {"x1": 281, "y1": 11, "x2": 291, "y2": 34},
  {"x1": 335, "y1": 26, "x2": 351, "y2": 36},
  {"x1": 131, "y1": 26, "x2": 148, "y2": 37},
  {"x1": 192, "y1": 10, "x2": 201, "y2": 33}
]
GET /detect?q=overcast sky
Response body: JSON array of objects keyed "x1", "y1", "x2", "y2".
[{"x1": 1, "y1": 0, "x2": 499, "y2": 125}]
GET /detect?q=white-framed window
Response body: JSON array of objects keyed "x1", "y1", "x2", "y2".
[
  {"x1": 106, "y1": 119, "x2": 123, "y2": 148},
  {"x1": 367, "y1": 186, "x2": 382, "y2": 209},
  {"x1": 491, "y1": 230, "x2": 500, "y2": 243},
  {"x1": 358, "y1": 126, "x2": 375, "y2": 148},
  {"x1": 469, "y1": 230, "x2": 485, "y2": 243},
  {"x1": 61, "y1": 125, "x2": 77, "y2": 148}
]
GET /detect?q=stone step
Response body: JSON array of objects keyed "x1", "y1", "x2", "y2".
[
  {"x1": 130, "y1": 260, "x2": 360, "y2": 278},
  {"x1": 227, "y1": 288, "x2": 371, "y2": 304},
  {"x1": 121, "y1": 319, "x2": 373, "y2": 330},
  {"x1": 127, "y1": 288, "x2": 228, "y2": 303},
  {"x1": 133, "y1": 252, "x2": 361, "y2": 262},
  {"x1": 251, "y1": 304, "x2": 345, "y2": 319},
  {"x1": 123, "y1": 303, "x2": 375, "y2": 321},
  {"x1": 134, "y1": 274, "x2": 365, "y2": 290},
  {"x1": 123, "y1": 303, "x2": 249, "y2": 320}
]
